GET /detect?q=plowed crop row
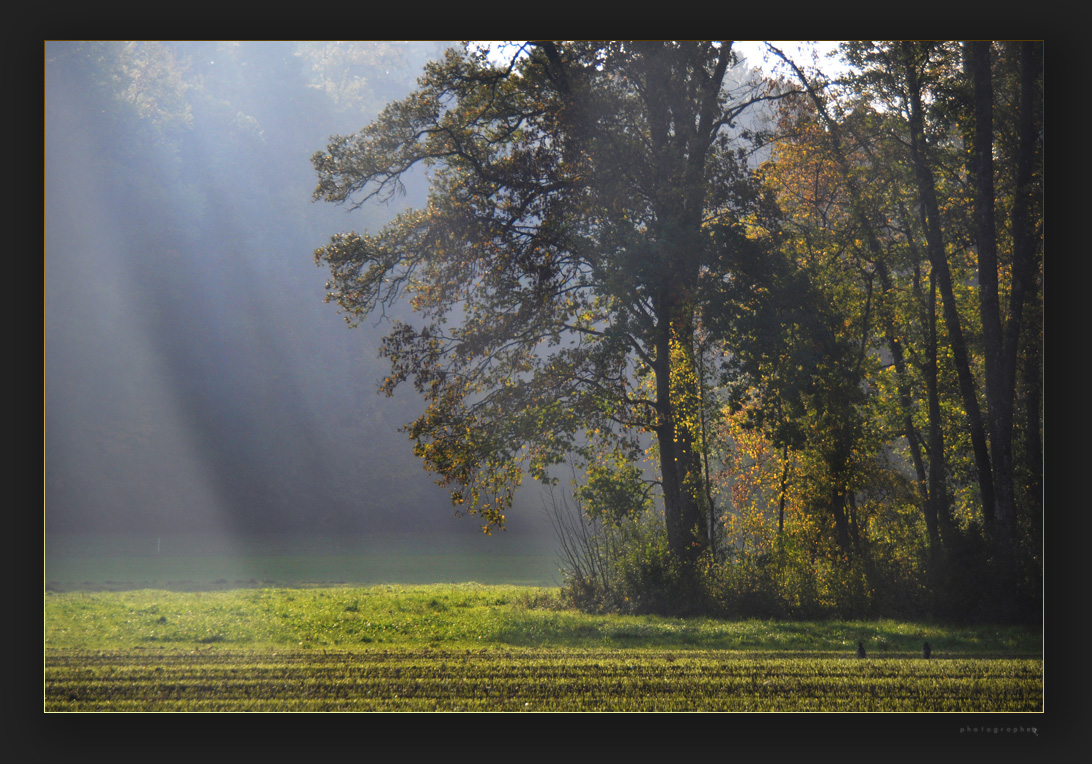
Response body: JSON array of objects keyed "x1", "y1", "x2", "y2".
[{"x1": 45, "y1": 649, "x2": 1043, "y2": 712}]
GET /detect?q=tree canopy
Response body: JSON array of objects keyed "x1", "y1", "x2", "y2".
[{"x1": 313, "y1": 41, "x2": 778, "y2": 560}]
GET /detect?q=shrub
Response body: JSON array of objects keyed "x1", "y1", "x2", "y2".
[
  {"x1": 549, "y1": 481, "x2": 1040, "y2": 623},
  {"x1": 548, "y1": 486, "x2": 708, "y2": 616}
]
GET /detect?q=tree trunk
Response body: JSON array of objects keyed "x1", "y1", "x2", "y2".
[
  {"x1": 831, "y1": 485, "x2": 853, "y2": 558},
  {"x1": 777, "y1": 444, "x2": 790, "y2": 535},
  {"x1": 877, "y1": 259, "x2": 929, "y2": 511},
  {"x1": 1021, "y1": 293, "x2": 1044, "y2": 532},
  {"x1": 1008, "y1": 41, "x2": 1043, "y2": 529},
  {"x1": 924, "y1": 266, "x2": 949, "y2": 551},
  {"x1": 903, "y1": 42, "x2": 997, "y2": 532},
  {"x1": 847, "y1": 490, "x2": 863, "y2": 558},
  {"x1": 653, "y1": 307, "x2": 708, "y2": 563},
  {"x1": 969, "y1": 41, "x2": 1018, "y2": 542},
  {"x1": 898, "y1": 209, "x2": 935, "y2": 518}
]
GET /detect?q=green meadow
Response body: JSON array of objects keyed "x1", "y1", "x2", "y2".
[{"x1": 45, "y1": 584, "x2": 1042, "y2": 712}]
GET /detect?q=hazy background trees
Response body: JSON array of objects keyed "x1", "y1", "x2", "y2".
[{"x1": 43, "y1": 41, "x2": 508, "y2": 538}]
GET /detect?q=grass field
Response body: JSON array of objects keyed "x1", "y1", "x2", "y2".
[{"x1": 44, "y1": 584, "x2": 1043, "y2": 712}]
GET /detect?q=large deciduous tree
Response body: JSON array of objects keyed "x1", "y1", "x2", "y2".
[{"x1": 312, "y1": 41, "x2": 776, "y2": 562}]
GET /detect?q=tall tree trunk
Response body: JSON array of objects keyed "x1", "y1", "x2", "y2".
[
  {"x1": 897, "y1": 207, "x2": 933, "y2": 515},
  {"x1": 1008, "y1": 41, "x2": 1044, "y2": 529},
  {"x1": 902, "y1": 42, "x2": 997, "y2": 532},
  {"x1": 924, "y1": 265, "x2": 949, "y2": 551},
  {"x1": 877, "y1": 259, "x2": 929, "y2": 508},
  {"x1": 969, "y1": 41, "x2": 1018, "y2": 542},
  {"x1": 1021, "y1": 288, "x2": 1044, "y2": 532},
  {"x1": 696, "y1": 335, "x2": 718, "y2": 560}
]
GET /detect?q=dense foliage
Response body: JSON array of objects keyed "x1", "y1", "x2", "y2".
[
  {"x1": 314, "y1": 41, "x2": 1043, "y2": 624},
  {"x1": 698, "y1": 42, "x2": 1043, "y2": 622}
]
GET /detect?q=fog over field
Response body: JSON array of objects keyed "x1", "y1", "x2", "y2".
[{"x1": 44, "y1": 42, "x2": 562, "y2": 580}]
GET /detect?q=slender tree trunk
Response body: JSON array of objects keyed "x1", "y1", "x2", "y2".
[
  {"x1": 877, "y1": 259, "x2": 929, "y2": 506},
  {"x1": 896, "y1": 209, "x2": 933, "y2": 512},
  {"x1": 1009, "y1": 41, "x2": 1043, "y2": 529},
  {"x1": 831, "y1": 485, "x2": 853, "y2": 558},
  {"x1": 969, "y1": 41, "x2": 1018, "y2": 542},
  {"x1": 847, "y1": 490, "x2": 863, "y2": 557},
  {"x1": 777, "y1": 444, "x2": 790, "y2": 535},
  {"x1": 924, "y1": 266, "x2": 949, "y2": 551},
  {"x1": 826, "y1": 428, "x2": 856, "y2": 559},
  {"x1": 696, "y1": 335, "x2": 718, "y2": 561},
  {"x1": 1021, "y1": 291, "x2": 1044, "y2": 532},
  {"x1": 902, "y1": 42, "x2": 997, "y2": 532}
]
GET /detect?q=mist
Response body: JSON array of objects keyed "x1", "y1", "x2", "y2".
[{"x1": 43, "y1": 42, "x2": 557, "y2": 581}]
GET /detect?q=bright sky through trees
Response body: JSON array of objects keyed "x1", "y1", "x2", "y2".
[
  {"x1": 476, "y1": 41, "x2": 851, "y2": 80},
  {"x1": 733, "y1": 41, "x2": 851, "y2": 78}
]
